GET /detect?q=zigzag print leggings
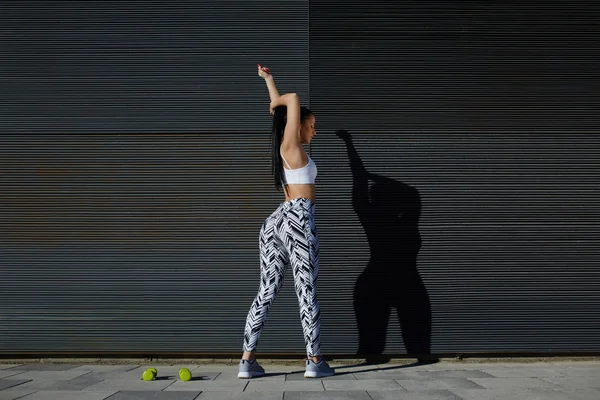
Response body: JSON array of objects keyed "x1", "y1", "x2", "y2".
[{"x1": 243, "y1": 198, "x2": 321, "y2": 357}]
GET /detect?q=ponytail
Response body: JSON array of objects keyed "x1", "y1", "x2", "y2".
[
  {"x1": 271, "y1": 106, "x2": 287, "y2": 190},
  {"x1": 270, "y1": 105, "x2": 314, "y2": 191}
]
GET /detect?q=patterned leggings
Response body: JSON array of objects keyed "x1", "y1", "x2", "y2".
[{"x1": 243, "y1": 198, "x2": 321, "y2": 357}]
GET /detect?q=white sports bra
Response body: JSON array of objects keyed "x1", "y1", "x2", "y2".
[{"x1": 280, "y1": 150, "x2": 317, "y2": 185}]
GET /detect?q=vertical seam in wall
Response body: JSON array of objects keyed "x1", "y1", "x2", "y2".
[{"x1": 307, "y1": 0, "x2": 311, "y2": 156}]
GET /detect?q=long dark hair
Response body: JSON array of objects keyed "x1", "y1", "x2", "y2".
[{"x1": 271, "y1": 105, "x2": 313, "y2": 190}]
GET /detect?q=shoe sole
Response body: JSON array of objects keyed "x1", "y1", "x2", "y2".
[
  {"x1": 304, "y1": 370, "x2": 335, "y2": 378},
  {"x1": 237, "y1": 371, "x2": 265, "y2": 379}
]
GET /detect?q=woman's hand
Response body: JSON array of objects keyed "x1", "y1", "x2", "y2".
[{"x1": 257, "y1": 64, "x2": 272, "y2": 80}]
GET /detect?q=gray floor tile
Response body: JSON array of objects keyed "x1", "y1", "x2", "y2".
[
  {"x1": 0, "y1": 370, "x2": 26, "y2": 380},
  {"x1": 6, "y1": 379, "x2": 85, "y2": 391},
  {"x1": 11, "y1": 370, "x2": 91, "y2": 381},
  {"x1": 10, "y1": 373, "x2": 105, "y2": 391},
  {"x1": 196, "y1": 392, "x2": 283, "y2": 400},
  {"x1": 245, "y1": 381, "x2": 324, "y2": 392},
  {"x1": 396, "y1": 378, "x2": 485, "y2": 391},
  {"x1": 368, "y1": 390, "x2": 462, "y2": 400},
  {"x1": 84, "y1": 379, "x2": 176, "y2": 392},
  {"x1": 214, "y1": 372, "x2": 286, "y2": 382},
  {"x1": 16, "y1": 390, "x2": 115, "y2": 400},
  {"x1": 283, "y1": 391, "x2": 371, "y2": 400},
  {"x1": 165, "y1": 380, "x2": 248, "y2": 392},
  {"x1": 105, "y1": 391, "x2": 201, "y2": 400},
  {"x1": 480, "y1": 367, "x2": 565, "y2": 378},
  {"x1": 353, "y1": 370, "x2": 431, "y2": 381},
  {"x1": 0, "y1": 389, "x2": 37, "y2": 400},
  {"x1": 0, "y1": 365, "x2": 22, "y2": 371},
  {"x1": 449, "y1": 388, "x2": 583, "y2": 400},
  {"x1": 328, "y1": 365, "x2": 384, "y2": 374},
  {"x1": 71, "y1": 365, "x2": 140, "y2": 373},
  {"x1": 0, "y1": 379, "x2": 32, "y2": 391},
  {"x1": 12, "y1": 364, "x2": 82, "y2": 371},
  {"x1": 418, "y1": 370, "x2": 495, "y2": 379},
  {"x1": 191, "y1": 370, "x2": 229, "y2": 381},
  {"x1": 563, "y1": 388, "x2": 600, "y2": 400},
  {"x1": 560, "y1": 367, "x2": 600, "y2": 378},
  {"x1": 323, "y1": 379, "x2": 403, "y2": 391},
  {"x1": 540, "y1": 377, "x2": 600, "y2": 388},
  {"x1": 285, "y1": 372, "x2": 355, "y2": 381},
  {"x1": 467, "y1": 377, "x2": 561, "y2": 390}
]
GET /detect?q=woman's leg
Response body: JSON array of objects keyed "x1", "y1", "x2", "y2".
[
  {"x1": 281, "y1": 199, "x2": 322, "y2": 359},
  {"x1": 242, "y1": 211, "x2": 289, "y2": 358}
]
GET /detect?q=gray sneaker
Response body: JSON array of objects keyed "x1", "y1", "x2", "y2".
[
  {"x1": 237, "y1": 359, "x2": 265, "y2": 379},
  {"x1": 304, "y1": 358, "x2": 335, "y2": 378}
]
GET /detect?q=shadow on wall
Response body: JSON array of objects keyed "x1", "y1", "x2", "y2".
[{"x1": 335, "y1": 130, "x2": 437, "y2": 365}]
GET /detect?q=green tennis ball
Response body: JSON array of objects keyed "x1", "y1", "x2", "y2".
[
  {"x1": 179, "y1": 368, "x2": 192, "y2": 381},
  {"x1": 148, "y1": 368, "x2": 157, "y2": 376},
  {"x1": 142, "y1": 369, "x2": 156, "y2": 381}
]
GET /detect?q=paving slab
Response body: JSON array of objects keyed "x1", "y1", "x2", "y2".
[
  {"x1": 182, "y1": 371, "x2": 221, "y2": 381},
  {"x1": 286, "y1": 371, "x2": 355, "y2": 381},
  {"x1": 11, "y1": 364, "x2": 82, "y2": 371},
  {"x1": 215, "y1": 372, "x2": 286, "y2": 382},
  {"x1": 83, "y1": 369, "x2": 158, "y2": 381},
  {"x1": 0, "y1": 379, "x2": 32, "y2": 391},
  {"x1": 561, "y1": 366, "x2": 600, "y2": 377},
  {"x1": 196, "y1": 392, "x2": 283, "y2": 400},
  {"x1": 283, "y1": 391, "x2": 371, "y2": 400},
  {"x1": 105, "y1": 391, "x2": 201, "y2": 400},
  {"x1": 4, "y1": 379, "x2": 79, "y2": 391},
  {"x1": 8, "y1": 373, "x2": 106, "y2": 391},
  {"x1": 71, "y1": 365, "x2": 140, "y2": 373},
  {"x1": 417, "y1": 370, "x2": 496, "y2": 379},
  {"x1": 540, "y1": 377, "x2": 600, "y2": 388},
  {"x1": 0, "y1": 371, "x2": 25, "y2": 380},
  {"x1": 0, "y1": 389, "x2": 38, "y2": 400},
  {"x1": 83, "y1": 379, "x2": 176, "y2": 392},
  {"x1": 480, "y1": 367, "x2": 565, "y2": 378},
  {"x1": 561, "y1": 389, "x2": 600, "y2": 400},
  {"x1": 16, "y1": 390, "x2": 116, "y2": 400},
  {"x1": 323, "y1": 379, "x2": 404, "y2": 391},
  {"x1": 449, "y1": 388, "x2": 596, "y2": 400},
  {"x1": 353, "y1": 370, "x2": 432, "y2": 381},
  {"x1": 245, "y1": 380, "x2": 324, "y2": 392},
  {"x1": 10, "y1": 370, "x2": 92, "y2": 381},
  {"x1": 396, "y1": 378, "x2": 485, "y2": 391},
  {"x1": 0, "y1": 366, "x2": 21, "y2": 371},
  {"x1": 328, "y1": 364, "x2": 385, "y2": 374},
  {"x1": 467, "y1": 377, "x2": 561, "y2": 390},
  {"x1": 165, "y1": 380, "x2": 248, "y2": 392},
  {"x1": 368, "y1": 390, "x2": 462, "y2": 400}
]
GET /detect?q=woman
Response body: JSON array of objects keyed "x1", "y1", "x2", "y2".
[{"x1": 237, "y1": 65, "x2": 335, "y2": 379}]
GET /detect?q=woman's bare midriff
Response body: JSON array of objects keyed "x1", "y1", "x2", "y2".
[{"x1": 284, "y1": 184, "x2": 316, "y2": 203}]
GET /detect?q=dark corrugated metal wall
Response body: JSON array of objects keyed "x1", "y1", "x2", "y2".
[
  {"x1": 2, "y1": 0, "x2": 600, "y2": 356},
  {"x1": 310, "y1": 0, "x2": 600, "y2": 131},
  {"x1": 0, "y1": 0, "x2": 309, "y2": 133},
  {"x1": 310, "y1": 0, "x2": 600, "y2": 355}
]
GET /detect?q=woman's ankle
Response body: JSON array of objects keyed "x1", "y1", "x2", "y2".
[
  {"x1": 308, "y1": 355, "x2": 322, "y2": 363},
  {"x1": 242, "y1": 351, "x2": 256, "y2": 362}
]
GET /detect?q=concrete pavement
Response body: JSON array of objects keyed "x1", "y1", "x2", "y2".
[{"x1": 0, "y1": 359, "x2": 599, "y2": 399}]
